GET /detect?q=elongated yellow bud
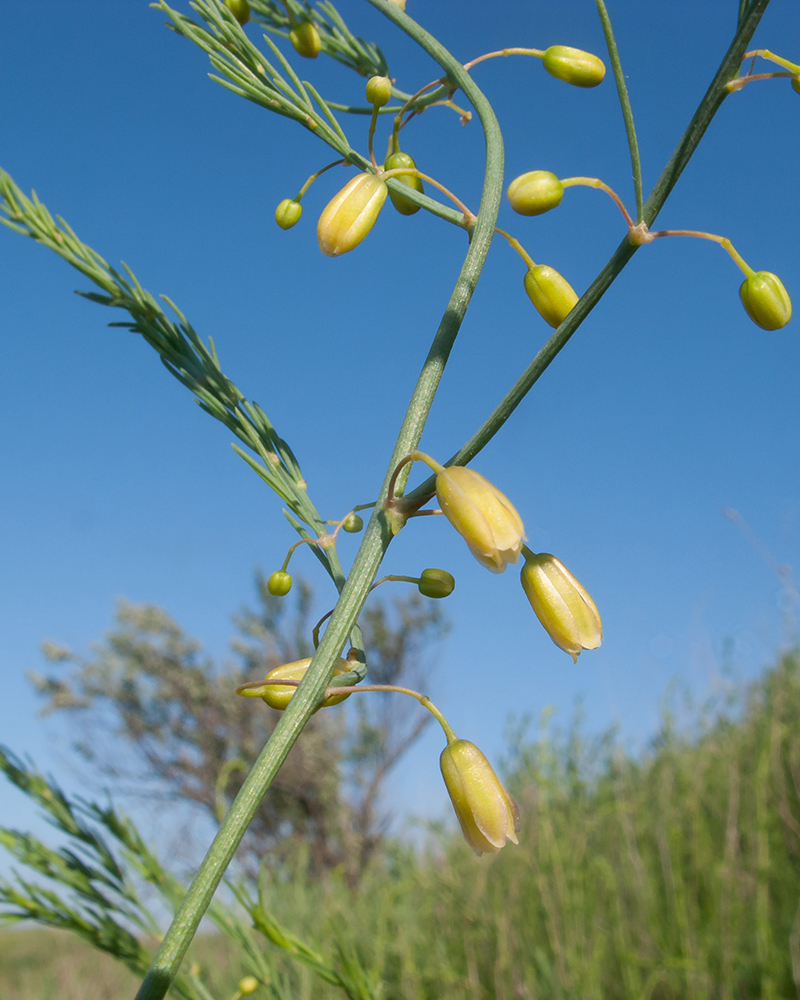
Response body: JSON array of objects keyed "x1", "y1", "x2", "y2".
[
  {"x1": 245, "y1": 658, "x2": 352, "y2": 712},
  {"x1": 507, "y1": 171, "x2": 563, "y2": 216},
  {"x1": 524, "y1": 265, "x2": 578, "y2": 327},
  {"x1": 317, "y1": 173, "x2": 388, "y2": 256},
  {"x1": 520, "y1": 552, "x2": 602, "y2": 662},
  {"x1": 739, "y1": 271, "x2": 792, "y2": 330},
  {"x1": 440, "y1": 740, "x2": 520, "y2": 855},
  {"x1": 542, "y1": 45, "x2": 606, "y2": 87}
]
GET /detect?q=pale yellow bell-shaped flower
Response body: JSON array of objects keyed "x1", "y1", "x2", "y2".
[
  {"x1": 435, "y1": 467, "x2": 525, "y2": 573},
  {"x1": 317, "y1": 173, "x2": 387, "y2": 257},
  {"x1": 440, "y1": 739, "x2": 520, "y2": 855},
  {"x1": 239, "y1": 658, "x2": 351, "y2": 712},
  {"x1": 520, "y1": 551, "x2": 602, "y2": 662}
]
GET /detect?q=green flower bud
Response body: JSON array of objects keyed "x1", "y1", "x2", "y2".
[
  {"x1": 342, "y1": 513, "x2": 363, "y2": 533},
  {"x1": 383, "y1": 151, "x2": 424, "y2": 216},
  {"x1": 267, "y1": 570, "x2": 293, "y2": 596},
  {"x1": 289, "y1": 21, "x2": 321, "y2": 59},
  {"x1": 542, "y1": 45, "x2": 606, "y2": 88},
  {"x1": 739, "y1": 271, "x2": 792, "y2": 330},
  {"x1": 225, "y1": 0, "x2": 250, "y2": 25},
  {"x1": 418, "y1": 568, "x2": 456, "y2": 599},
  {"x1": 524, "y1": 264, "x2": 579, "y2": 328},
  {"x1": 440, "y1": 740, "x2": 520, "y2": 855},
  {"x1": 506, "y1": 171, "x2": 564, "y2": 216},
  {"x1": 435, "y1": 467, "x2": 525, "y2": 573},
  {"x1": 366, "y1": 75, "x2": 393, "y2": 107},
  {"x1": 520, "y1": 552, "x2": 602, "y2": 662},
  {"x1": 238, "y1": 977, "x2": 259, "y2": 995},
  {"x1": 317, "y1": 173, "x2": 388, "y2": 257},
  {"x1": 259, "y1": 657, "x2": 351, "y2": 712},
  {"x1": 275, "y1": 198, "x2": 302, "y2": 230}
]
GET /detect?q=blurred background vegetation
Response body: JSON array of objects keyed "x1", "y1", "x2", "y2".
[{"x1": 2, "y1": 575, "x2": 800, "y2": 998}]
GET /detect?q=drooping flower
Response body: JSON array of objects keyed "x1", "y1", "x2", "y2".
[
  {"x1": 245, "y1": 657, "x2": 351, "y2": 712},
  {"x1": 520, "y1": 551, "x2": 602, "y2": 661}
]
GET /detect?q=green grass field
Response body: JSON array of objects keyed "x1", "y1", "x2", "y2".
[{"x1": 3, "y1": 653, "x2": 800, "y2": 1000}]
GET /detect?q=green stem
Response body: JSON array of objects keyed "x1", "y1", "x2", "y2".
[
  {"x1": 133, "y1": 4, "x2": 503, "y2": 997},
  {"x1": 403, "y1": 0, "x2": 771, "y2": 509},
  {"x1": 595, "y1": 0, "x2": 644, "y2": 222}
]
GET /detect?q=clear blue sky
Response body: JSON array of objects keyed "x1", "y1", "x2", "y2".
[{"x1": 1, "y1": 0, "x2": 799, "y2": 849}]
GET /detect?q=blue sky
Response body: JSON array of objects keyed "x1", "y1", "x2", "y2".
[{"x1": 1, "y1": 0, "x2": 799, "y2": 852}]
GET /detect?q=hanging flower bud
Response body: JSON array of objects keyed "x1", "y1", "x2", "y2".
[
  {"x1": 384, "y1": 151, "x2": 424, "y2": 215},
  {"x1": 275, "y1": 198, "x2": 302, "y2": 230},
  {"x1": 366, "y1": 75, "x2": 393, "y2": 107},
  {"x1": 739, "y1": 271, "x2": 792, "y2": 330},
  {"x1": 520, "y1": 551, "x2": 602, "y2": 662},
  {"x1": 507, "y1": 171, "x2": 564, "y2": 216},
  {"x1": 289, "y1": 21, "x2": 321, "y2": 59},
  {"x1": 542, "y1": 45, "x2": 606, "y2": 87},
  {"x1": 435, "y1": 466, "x2": 525, "y2": 573},
  {"x1": 257, "y1": 657, "x2": 351, "y2": 712},
  {"x1": 524, "y1": 264, "x2": 579, "y2": 328},
  {"x1": 342, "y1": 513, "x2": 363, "y2": 533},
  {"x1": 225, "y1": 0, "x2": 250, "y2": 25},
  {"x1": 267, "y1": 570, "x2": 292, "y2": 597},
  {"x1": 317, "y1": 173, "x2": 388, "y2": 256},
  {"x1": 418, "y1": 568, "x2": 455, "y2": 599},
  {"x1": 440, "y1": 740, "x2": 520, "y2": 855},
  {"x1": 237, "y1": 977, "x2": 259, "y2": 996}
]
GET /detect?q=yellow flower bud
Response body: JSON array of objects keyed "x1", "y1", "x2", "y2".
[
  {"x1": 542, "y1": 45, "x2": 606, "y2": 87},
  {"x1": 520, "y1": 552, "x2": 602, "y2": 662},
  {"x1": 440, "y1": 740, "x2": 520, "y2": 855},
  {"x1": 274, "y1": 198, "x2": 302, "y2": 230},
  {"x1": 238, "y1": 977, "x2": 259, "y2": 995},
  {"x1": 418, "y1": 568, "x2": 455, "y2": 599},
  {"x1": 507, "y1": 171, "x2": 564, "y2": 216},
  {"x1": 366, "y1": 75, "x2": 393, "y2": 107},
  {"x1": 524, "y1": 264, "x2": 579, "y2": 328},
  {"x1": 289, "y1": 21, "x2": 321, "y2": 59},
  {"x1": 257, "y1": 658, "x2": 351, "y2": 712},
  {"x1": 739, "y1": 271, "x2": 792, "y2": 330},
  {"x1": 317, "y1": 173, "x2": 388, "y2": 257},
  {"x1": 225, "y1": 0, "x2": 250, "y2": 25},
  {"x1": 435, "y1": 467, "x2": 525, "y2": 573}
]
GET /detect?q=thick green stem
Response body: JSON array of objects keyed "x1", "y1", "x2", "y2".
[{"x1": 133, "y1": 3, "x2": 503, "y2": 997}]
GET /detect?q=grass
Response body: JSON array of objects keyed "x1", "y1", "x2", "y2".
[{"x1": 3, "y1": 652, "x2": 800, "y2": 1000}]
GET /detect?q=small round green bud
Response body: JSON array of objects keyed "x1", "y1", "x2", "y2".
[
  {"x1": 275, "y1": 198, "x2": 302, "y2": 230},
  {"x1": 289, "y1": 21, "x2": 321, "y2": 59},
  {"x1": 524, "y1": 264, "x2": 579, "y2": 328},
  {"x1": 225, "y1": 0, "x2": 250, "y2": 25},
  {"x1": 739, "y1": 271, "x2": 792, "y2": 330},
  {"x1": 366, "y1": 75, "x2": 393, "y2": 107},
  {"x1": 506, "y1": 171, "x2": 564, "y2": 216},
  {"x1": 418, "y1": 568, "x2": 456, "y2": 599},
  {"x1": 793, "y1": 75, "x2": 800, "y2": 95},
  {"x1": 342, "y1": 513, "x2": 363, "y2": 533},
  {"x1": 383, "y1": 151, "x2": 424, "y2": 216},
  {"x1": 542, "y1": 45, "x2": 606, "y2": 88},
  {"x1": 267, "y1": 571, "x2": 293, "y2": 597},
  {"x1": 238, "y1": 977, "x2": 259, "y2": 995}
]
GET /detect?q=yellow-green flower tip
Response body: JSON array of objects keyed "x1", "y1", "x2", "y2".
[
  {"x1": 418, "y1": 568, "x2": 455, "y2": 599},
  {"x1": 366, "y1": 75, "x2": 393, "y2": 107},
  {"x1": 289, "y1": 21, "x2": 321, "y2": 59},
  {"x1": 225, "y1": 0, "x2": 250, "y2": 25},
  {"x1": 259, "y1": 658, "x2": 351, "y2": 712},
  {"x1": 435, "y1": 467, "x2": 525, "y2": 573},
  {"x1": 507, "y1": 171, "x2": 564, "y2": 216},
  {"x1": 440, "y1": 740, "x2": 520, "y2": 855},
  {"x1": 384, "y1": 151, "x2": 424, "y2": 216},
  {"x1": 275, "y1": 198, "x2": 302, "y2": 230},
  {"x1": 238, "y1": 977, "x2": 259, "y2": 995},
  {"x1": 317, "y1": 173, "x2": 388, "y2": 256},
  {"x1": 739, "y1": 271, "x2": 792, "y2": 330},
  {"x1": 342, "y1": 513, "x2": 363, "y2": 533},
  {"x1": 542, "y1": 45, "x2": 606, "y2": 88},
  {"x1": 267, "y1": 570, "x2": 292, "y2": 597},
  {"x1": 520, "y1": 552, "x2": 602, "y2": 662},
  {"x1": 524, "y1": 264, "x2": 579, "y2": 328}
]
